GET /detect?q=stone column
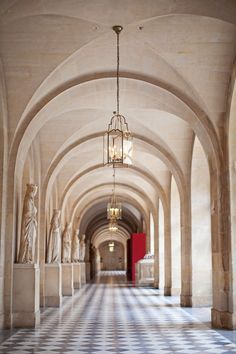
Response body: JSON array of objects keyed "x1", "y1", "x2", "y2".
[
  {"x1": 13, "y1": 264, "x2": 40, "y2": 327},
  {"x1": 180, "y1": 184, "x2": 192, "y2": 307},
  {"x1": 79, "y1": 234, "x2": 86, "y2": 285},
  {"x1": 191, "y1": 138, "x2": 212, "y2": 307},
  {"x1": 153, "y1": 203, "x2": 159, "y2": 288},
  {"x1": 164, "y1": 193, "x2": 172, "y2": 296},
  {"x1": 146, "y1": 212, "x2": 150, "y2": 254},
  {"x1": 170, "y1": 177, "x2": 181, "y2": 296},
  {"x1": 211, "y1": 162, "x2": 234, "y2": 328},
  {"x1": 228, "y1": 87, "x2": 236, "y2": 329}
]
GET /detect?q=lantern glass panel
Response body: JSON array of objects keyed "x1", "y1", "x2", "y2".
[
  {"x1": 123, "y1": 135, "x2": 133, "y2": 165},
  {"x1": 108, "y1": 129, "x2": 123, "y2": 165},
  {"x1": 107, "y1": 202, "x2": 122, "y2": 219}
]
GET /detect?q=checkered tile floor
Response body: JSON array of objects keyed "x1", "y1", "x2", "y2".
[{"x1": 1, "y1": 270, "x2": 236, "y2": 353}]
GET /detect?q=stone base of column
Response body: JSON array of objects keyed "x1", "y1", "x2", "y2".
[
  {"x1": 0, "y1": 313, "x2": 4, "y2": 329},
  {"x1": 3, "y1": 313, "x2": 12, "y2": 329},
  {"x1": 86, "y1": 262, "x2": 91, "y2": 282},
  {"x1": 45, "y1": 263, "x2": 62, "y2": 307},
  {"x1": 80, "y1": 262, "x2": 86, "y2": 285},
  {"x1": 13, "y1": 264, "x2": 40, "y2": 328},
  {"x1": 61, "y1": 263, "x2": 74, "y2": 296},
  {"x1": 233, "y1": 314, "x2": 236, "y2": 329},
  {"x1": 171, "y1": 288, "x2": 181, "y2": 296},
  {"x1": 180, "y1": 294, "x2": 192, "y2": 307},
  {"x1": 154, "y1": 281, "x2": 159, "y2": 288},
  {"x1": 192, "y1": 295, "x2": 212, "y2": 307},
  {"x1": 211, "y1": 308, "x2": 236, "y2": 329},
  {"x1": 164, "y1": 287, "x2": 171, "y2": 296},
  {"x1": 73, "y1": 263, "x2": 81, "y2": 289}
]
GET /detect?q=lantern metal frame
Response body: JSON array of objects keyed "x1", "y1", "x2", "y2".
[{"x1": 104, "y1": 25, "x2": 133, "y2": 167}]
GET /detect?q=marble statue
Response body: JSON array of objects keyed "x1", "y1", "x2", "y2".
[
  {"x1": 47, "y1": 209, "x2": 61, "y2": 263},
  {"x1": 18, "y1": 184, "x2": 38, "y2": 264},
  {"x1": 79, "y1": 234, "x2": 86, "y2": 262},
  {"x1": 71, "y1": 228, "x2": 80, "y2": 262},
  {"x1": 62, "y1": 222, "x2": 72, "y2": 263}
]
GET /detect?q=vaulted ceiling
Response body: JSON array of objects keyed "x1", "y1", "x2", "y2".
[{"x1": 1, "y1": 0, "x2": 236, "y2": 238}]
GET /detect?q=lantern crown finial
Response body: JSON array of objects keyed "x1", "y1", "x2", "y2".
[{"x1": 112, "y1": 25, "x2": 123, "y2": 35}]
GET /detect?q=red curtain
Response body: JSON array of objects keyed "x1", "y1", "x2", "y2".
[{"x1": 130, "y1": 233, "x2": 146, "y2": 281}]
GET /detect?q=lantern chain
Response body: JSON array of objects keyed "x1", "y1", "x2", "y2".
[{"x1": 116, "y1": 30, "x2": 120, "y2": 115}]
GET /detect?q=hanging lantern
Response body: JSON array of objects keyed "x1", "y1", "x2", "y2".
[
  {"x1": 108, "y1": 219, "x2": 118, "y2": 232},
  {"x1": 108, "y1": 241, "x2": 115, "y2": 252},
  {"x1": 104, "y1": 25, "x2": 133, "y2": 168},
  {"x1": 107, "y1": 168, "x2": 122, "y2": 220},
  {"x1": 107, "y1": 200, "x2": 122, "y2": 220}
]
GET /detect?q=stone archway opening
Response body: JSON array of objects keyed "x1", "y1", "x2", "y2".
[{"x1": 99, "y1": 241, "x2": 125, "y2": 271}]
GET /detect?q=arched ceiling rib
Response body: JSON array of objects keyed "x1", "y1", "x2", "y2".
[
  {"x1": 80, "y1": 201, "x2": 141, "y2": 233},
  {"x1": 59, "y1": 166, "x2": 167, "y2": 216},
  {"x1": 2, "y1": 0, "x2": 236, "y2": 27},
  {"x1": 84, "y1": 212, "x2": 137, "y2": 240},
  {"x1": 70, "y1": 184, "x2": 154, "y2": 221},
  {"x1": 71, "y1": 193, "x2": 149, "y2": 234}
]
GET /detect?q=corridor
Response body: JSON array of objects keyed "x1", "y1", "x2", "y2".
[{"x1": 0, "y1": 271, "x2": 236, "y2": 354}]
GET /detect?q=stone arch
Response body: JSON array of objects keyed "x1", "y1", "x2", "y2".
[
  {"x1": 72, "y1": 189, "x2": 151, "y2": 230},
  {"x1": 91, "y1": 228, "x2": 130, "y2": 250},
  {"x1": 59, "y1": 163, "x2": 167, "y2": 215}
]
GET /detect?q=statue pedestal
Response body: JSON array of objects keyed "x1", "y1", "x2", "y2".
[
  {"x1": 13, "y1": 264, "x2": 40, "y2": 328},
  {"x1": 45, "y1": 263, "x2": 62, "y2": 306},
  {"x1": 73, "y1": 263, "x2": 81, "y2": 289},
  {"x1": 80, "y1": 262, "x2": 86, "y2": 285},
  {"x1": 135, "y1": 257, "x2": 154, "y2": 286},
  {"x1": 86, "y1": 262, "x2": 91, "y2": 282},
  {"x1": 61, "y1": 263, "x2": 74, "y2": 296}
]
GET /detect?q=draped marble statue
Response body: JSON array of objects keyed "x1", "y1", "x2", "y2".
[
  {"x1": 18, "y1": 184, "x2": 38, "y2": 264},
  {"x1": 71, "y1": 228, "x2": 80, "y2": 262},
  {"x1": 79, "y1": 234, "x2": 86, "y2": 262},
  {"x1": 61, "y1": 222, "x2": 72, "y2": 263},
  {"x1": 46, "y1": 209, "x2": 61, "y2": 263}
]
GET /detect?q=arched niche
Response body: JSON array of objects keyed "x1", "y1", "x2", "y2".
[
  {"x1": 99, "y1": 241, "x2": 125, "y2": 271},
  {"x1": 91, "y1": 227, "x2": 130, "y2": 276}
]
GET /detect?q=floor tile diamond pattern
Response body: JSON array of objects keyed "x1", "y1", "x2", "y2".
[{"x1": 0, "y1": 271, "x2": 236, "y2": 353}]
